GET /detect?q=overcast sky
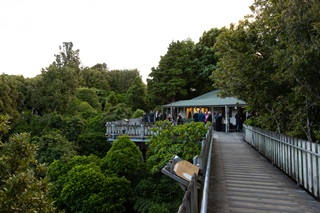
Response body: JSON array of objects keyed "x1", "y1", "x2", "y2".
[{"x1": 0, "y1": 0, "x2": 253, "y2": 82}]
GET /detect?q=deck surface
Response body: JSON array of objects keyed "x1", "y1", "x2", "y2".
[{"x1": 207, "y1": 131, "x2": 320, "y2": 213}]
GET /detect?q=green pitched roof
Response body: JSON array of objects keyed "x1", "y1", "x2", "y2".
[{"x1": 163, "y1": 90, "x2": 246, "y2": 107}]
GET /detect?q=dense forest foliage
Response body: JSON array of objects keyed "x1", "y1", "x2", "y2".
[
  {"x1": 1, "y1": 0, "x2": 320, "y2": 212},
  {"x1": 0, "y1": 39, "x2": 213, "y2": 212},
  {"x1": 213, "y1": 0, "x2": 320, "y2": 142}
]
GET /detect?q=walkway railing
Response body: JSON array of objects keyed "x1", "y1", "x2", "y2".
[
  {"x1": 177, "y1": 125, "x2": 214, "y2": 213},
  {"x1": 105, "y1": 122, "x2": 154, "y2": 142},
  {"x1": 244, "y1": 125, "x2": 320, "y2": 199}
]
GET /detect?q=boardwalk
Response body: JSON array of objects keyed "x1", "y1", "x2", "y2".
[{"x1": 207, "y1": 131, "x2": 320, "y2": 213}]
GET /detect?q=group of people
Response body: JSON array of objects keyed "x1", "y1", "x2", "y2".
[
  {"x1": 142, "y1": 109, "x2": 247, "y2": 132},
  {"x1": 214, "y1": 111, "x2": 244, "y2": 132},
  {"x1": 166, "y1": 113, "x2": 184, "y2": 125},
  {"x1": 142, "y1": 111, "x2": 163, "y2": 124},
  {"x1": 142, "y1": 110, "x2": 217, "y2": 126},
  {"x1": 192, "y1": 111, "x2": 213, "y2": 124}
]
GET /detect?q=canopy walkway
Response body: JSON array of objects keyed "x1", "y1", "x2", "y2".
[
  {"x1": 166, "y1": 126, "x2": 320, "y2": 212},
  {"x1": 207, "y1": 131, "x2": 320, "y2": 212},
  {"x1": 105, "y1": 121, "x2": 320, "y2": 212}
]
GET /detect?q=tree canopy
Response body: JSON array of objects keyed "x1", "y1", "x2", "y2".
[
  {"x1": 147, "y1": 30, "x2": 222, "y2": 106},
  {"x1": 213, "y1": 0, "x2": 320, "y2": 141},
  {"x1": 0, "y1": 115, "x2": 56, "y2": 212}
]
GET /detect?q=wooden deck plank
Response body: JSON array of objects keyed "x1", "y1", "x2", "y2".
[{"x1": 207, "y1": 132, "x2": 320, "y2": 213}]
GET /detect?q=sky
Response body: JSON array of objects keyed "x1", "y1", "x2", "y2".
[{"x1": 0, "y1": 0, "x2": 253, "y2": 82}]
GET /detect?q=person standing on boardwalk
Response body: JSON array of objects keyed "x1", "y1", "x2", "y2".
[
  {"x1": 177, "y1": 113, "x2": 184, "y2": 125},
  {"x1": 207, "y1": 111, "x2": 212, "y2": 124},
  {"x1": 235, "y1": 112, "x2": 242, "y2": 132},
  {"x1": 149, "y1": 111, "x2": 155, "y2": 124},
  {"x1": 142, "y1": 111, "x2": 149, "y2": 123},
  {"x1": 216, "y1": 111, "x2": 223, "y2": 131},
  {"x1": 193, "y1": 110, "x2": 199, "y2": 122},
  {"x1": 199, "y1": 111, "x2": 205, "y2": 123},
  {"x1": 167, "y1": 114, "x2": 173, "y2": 123},
  {"x1": 157, "y1": 112, "x2": 162, "y2": 121}
]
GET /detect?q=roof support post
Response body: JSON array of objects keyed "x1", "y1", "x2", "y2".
[{"x1": 225, "y1": 105, "x2": 229, "y2": 132}]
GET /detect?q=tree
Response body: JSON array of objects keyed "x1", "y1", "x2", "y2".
[
  {"x1": 108, "y1": 69, "x2": 140, "y2": 94},
  {"x1": 146, "y1": 121, "x2": 209, "y2": 174},
  {"x1": 68, "y1": 99, "x2": 98, "y2": 119},
  {"x1": 125, "y1": 76, "x2": 148, "y2": 111},
  {"x1": 104, "y1": 103, "x2": 132, "y2": 121},
  {"x1": 102, "y1": 135, "x2": 145, "y2": 183},
  {"x1": 23, "y1": 76, "x2": 45, "y2": 115},
  {"x1": 147, "y1": 39, "x2": 196, "y2": 105},
  {"x1": 0, "y1": 74, "x2": 20, "y2": 120},
  {"x1": 0, "y1": 116, "x2": 55, "y2": 212},
  {"x1": 132, "y1": 109, "x2": 144, "y2": 118},
  {"x1": 133, "y1": 177, "x2": 181, "y2": 213},
  {"x1": 133, "y1": 121, "x2": 209, "y2": 213},
  {"x1": 76, "y1": 87, "x2": 101, "y2": 109},
  {"x1": 77, "y1": 132, "x2": 111, "y2": 158},
  {"x1": 0, "y1": 114, "x2": 11, "y2": 138},
  {"x1": 32, "y1": 130, "x2": 78, "y2": 164},
  {"x1": 53, "y1": 42, "x2": 81, "y2": 69},
  {"x1": 80, "y1": 65, "x2": 111, "y2": 91},
  {"x1": 213, "y1": 0, "x2": 320, "y2": 141},
  {"x1": 213, "y1": 19, "x2": 292, "y2": 133},
  {"x1": 107, "y1": 91, "x2": 118, "y2": 107},
  {"x1": 61, "y1": 115, "x2": 86, "y2": 142},
  {"x1": 192, "y1": 28, "x2": 222, "y2": 95},
  {"x1": 39, "y1": 42, "x2": 81, "y2": 113},
  {"x1": 47, "y1": 155, "x2": 130, "y2": 213},
  {"x1": 269, "y1": 0, "x2": 320, "y2": 141},
  {"x1": 60, "y1": 164, "x2": 130, "y2": 213}
]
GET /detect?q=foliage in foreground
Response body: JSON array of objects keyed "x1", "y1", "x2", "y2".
[
  {"x1": 102, "y1": 135, "x2": 145, "y2": 184},
  {"x1": 132, "y1": 121, "x2": 210, "y2": 212},
  {"x1": 48, "y1": 154, "x2": 130, "y2": 213},
  {"x1": 48, "y1": 135, "x2": 146, "y2": 212},
  {"x1": 0, "y1": 115, "x2": 56, "y2": 213},
  {"x1": 146, "y1": 120, "x2": 209, "y2": 174}
]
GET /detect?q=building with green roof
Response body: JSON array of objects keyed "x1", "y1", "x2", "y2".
[{"x1": 163, "y1": 90, "x2": 246, "y2": 132}]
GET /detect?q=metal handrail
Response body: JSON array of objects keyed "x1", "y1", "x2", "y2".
[
  {"x1": 177, "y1": 125, "x2": 214, "y2": 213},
  {"x1": 199, "y1": 127, "x2": 214, "y2": 213}
]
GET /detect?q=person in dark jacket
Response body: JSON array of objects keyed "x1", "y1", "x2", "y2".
[
  {"x1": 142, "y1": 111, "x2": 149, "y2": 123},
  {"x1": 206, "y1": 111, "x2": 212, "y2": 124},
  {"x1": 216, "y1": 111, "x2": 223, "y2": 131},
  {"x1": 235, "y1": 112, "x2": 243, "y2": 132},
  {"x1": 193, "y1": 111, "x2": 199, "y2": 122},
  {"x1": 149, "y1": 111, "x2": 155, "y2": 123},
  {"x1": 177, "y1": 113, "x2": 184, "y2": 125}
]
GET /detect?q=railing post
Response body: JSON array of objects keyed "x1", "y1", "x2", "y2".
[
  {"x1": 192, "y1": 174, "x2": 199, "y2": 213},
  {"x1": 105, "y1": 122, "x2": 109, "y2": 136},
  {"x1": 140, "y1": 123, "x2": 145, "y2": 139},
  {"x1": 111, "y1": 123, "x2": 115, "y2": 139}
]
